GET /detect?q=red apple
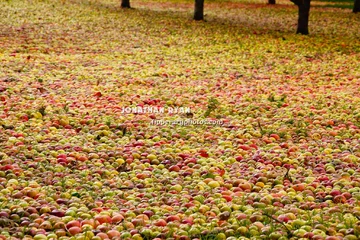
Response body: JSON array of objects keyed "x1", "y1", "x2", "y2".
[
  {"x1": 68, "y1": 226, "x2": 81, "y2": 236},
  {"x1": 95, "y1": 215, "x2": 112, "y2": 224},
  {"x1": 154, "y1": 219, "x2": 167, "y2": 227},
  {"x1": 66, "y1": 220, "x2": 80, "y2": 229}
]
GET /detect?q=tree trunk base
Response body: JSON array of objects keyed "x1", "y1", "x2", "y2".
[
  {"x1": 354, "y1": 0, "x2": 360, "y2": 12},
  {"x1": 295, "y1": 0, "x2": 311, "y2": 35},
  {"x1": 121, "y1": 0, "x2": 131, "y2": 8},
  {"x1": 296, "y1": 29, "x2": 309, "y2": 35},
  {"x1": 194, "y1": 0, "x2": 204, "y2": 21}
]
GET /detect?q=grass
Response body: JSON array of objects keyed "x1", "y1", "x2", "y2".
[
  {"x1": 321, "y1": 3, "x2": 353, "y2": 9},
  {"x1": 315, "y1": 0, "x2": 352, "y2": 3},
  {"x1": 313, "y1": 0, "x2": 354, "y2": 9}
]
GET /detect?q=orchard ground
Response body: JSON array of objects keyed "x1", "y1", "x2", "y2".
[{"x1": 0, "y1": 0, "x2": 360, "y2": 239}]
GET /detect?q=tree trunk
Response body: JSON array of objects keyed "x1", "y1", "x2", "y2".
[
  {"x1": 354, "y1": 0, "x2": 360, "y2": 13},
  {"x1": 268, "y1": 0, "x2": 276, "y2": 4},
  {"x1": 121, "y1": 0, "x2": 131, "y2": 8},
  {"x1": 292, "y1": 0, "x2": 311, "y2": 35},
  {"x1": 194, "y1": 0, "x2": 204, "y2": 20}
]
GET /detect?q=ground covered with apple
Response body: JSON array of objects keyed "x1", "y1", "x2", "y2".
[{"x1": 0, "y1": 0, "x2": 360, "y2": 239}]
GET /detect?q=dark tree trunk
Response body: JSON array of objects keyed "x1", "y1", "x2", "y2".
[
  {"x1": 121, "y1": 0, "x2": 131, "y2": 8},
  {"x1": 194, "y1": 0, "x2": 204, "y2": 20},
  {"x1": 268, "y1": 0, "x2": 276, "y2": 4},
  {"x1": 292, "y1": 0, "x2": 311, "y2": 35},
  {"x1": 354, "y1": 0, "x2": 360, "y2": 13}
]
